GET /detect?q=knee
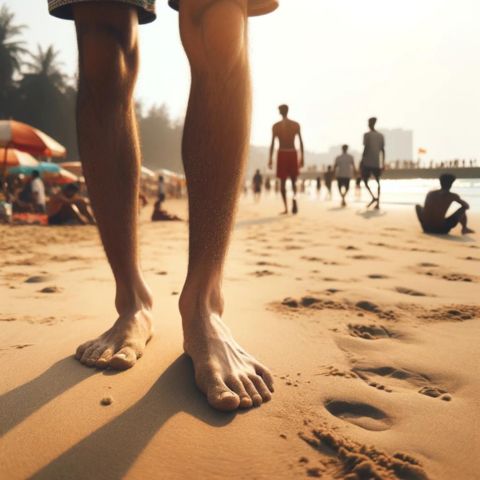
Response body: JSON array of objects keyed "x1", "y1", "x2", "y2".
[
  {"x1": 181, "y1": 0, "x2": 248, "y2": 76},
  {"x1": 76, "y1": 20, "x2": 138, "y2": 101}
]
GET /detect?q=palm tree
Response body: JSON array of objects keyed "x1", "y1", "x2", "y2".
[
  {"x1": 0, "y1": 5, "x2": 27, "y2": 117},
  {"x1": 24, "y1": 44, "x2": 67, "y2": 90}
]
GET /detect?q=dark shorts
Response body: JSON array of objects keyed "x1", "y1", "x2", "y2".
[
  {"x1": 362, "y1": 166, "x2": 382, "y2": 180},
  {"x1": 337, "y1": 177, "x2": 351, "y2": 190},
  {"x1": 48, "y1": 0, "x2": 278, "y2": 24},
  {"x1": 48, "y1": 212, "x2": 66, "y2": 225},
  {"x1": 417, "y1": 205, "x2": 466, "y2": 234}
]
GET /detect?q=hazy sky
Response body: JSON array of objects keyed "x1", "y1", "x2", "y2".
[{"x1": 6, "y1": 0, "x2": 480, "y2": 159}]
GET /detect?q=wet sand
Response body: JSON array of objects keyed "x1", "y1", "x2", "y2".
[{"x1": 1, "y1": 195, "x2": 479, "y2": 479}]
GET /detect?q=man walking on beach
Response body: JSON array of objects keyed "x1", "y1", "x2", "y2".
[
  {"x1": 361, "y1": 117, "x2": 385, "y2": 209},
  {"x1": 48, "y1": 0, "x2": 277, "y2": 412},
  {"x1": 415, "y1": 174, "x2": 475, "y2": 235},
  {"x1": 268, "y1": 104, "x2": 304, "y2": 214},
  {"x1": 333, "y1": 145, "x2": 356, "y2": 207},
  {"x1": 31, "y1": 170, "x2": 46, "y2": 214}
]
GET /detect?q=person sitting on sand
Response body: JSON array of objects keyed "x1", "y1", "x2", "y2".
[
  {"x1": 415, "y1": 174, "x2": 474, "y2": 235},
  {"x1": 151, "y1": 199, "x2": 181, "y2": 222},
  {"x1": 269, "y1": 104, "x2": 304, "y2": 215},
  {"x1": 47, "y1": 183, "x2": 95, "y2": 226},
  {"x1": 333, "y1": 144, "x2": 356, "y2": 207}
]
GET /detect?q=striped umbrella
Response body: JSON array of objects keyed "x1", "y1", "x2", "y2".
[{"x1": 0, "y1": 148, "x2": 39, "y2": 167}]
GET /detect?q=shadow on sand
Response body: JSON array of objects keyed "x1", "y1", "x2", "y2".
[
  {"x1": 0, "y1": 356, "x2": 98, "y2": 437},
  {"x1": 424, "y1": 233, "x2": 476, "y2": 243},
  {"x1": 29, "y1": 355, "x2": 234, "y2": 480},
  {"x1": 356, "y1": 209, "x2": 387, "y2": 220}
]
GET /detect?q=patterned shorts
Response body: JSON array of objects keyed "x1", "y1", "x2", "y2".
[{"x1": 48, "y1": 0, "x2": 279, "y2": 24}]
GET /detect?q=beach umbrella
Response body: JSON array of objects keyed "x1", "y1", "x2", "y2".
[
  {"x1": 0, "y1": 148, "x2": 39, "y2": 167},
  {"x1": 141, "y1": 166, "x2": 156, "y2": 179},
  {"x1": 8, "y1": 162, "x2": 61, "y2": 176},
  {"x1": 8, "y1": 162, "x2": 78, "y2": 185},
  {"x1": 59, "y1": 161, "x2": 83, "y2": 177},
  {"x1": 0, "y1": 120, "x2": 66, "y2": 158}
]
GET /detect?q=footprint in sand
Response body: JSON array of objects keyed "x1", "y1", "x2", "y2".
[
  {"x1": 251, "y1": 270, "x2": 276, "y2": 278},
  {"x1": 353, "y1": 365, "x2": 452, "y2": 401},
  {"x1": 418, "y1": 305, "x2": 480, "y2": 322},
  {"x1": 464, "y1": 256, "x2": 480, "y2": 261},
  {"x1": 25, "y1": 275, "x2": 55, "y2": 284},
  {"x1": 442, "y1": 273, "x2": 474, "y2": 283},
  {"x1": 324, "y1": 400, "x2": 392, "y2": 431},
  {"x1": 350, "y1": 254, "x2": 378, "y2": 260},
  {"x1": 299, "y1": 427, "x2": 427, "y2": 480},
  {"x1": 418, "y1": 262, "x2": 438, "y2": 268},
  {"x1": 355, "y1": 300, "x2": 396, "y2": 320},
  {"x1": 39, "y1": 286, "x2": 62, "y2": 294},
  {"x1": 395, "y1": 287, "x2": 428, "y2": 297},
  {"x1": 368, "y1": 274, "x2": 389, "y2": 279},
  {"x1": 347, "y1": 324, "x2": 396, "y2": 340}
]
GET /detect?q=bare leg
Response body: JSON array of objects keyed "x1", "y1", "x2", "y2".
[
  {"x1": 280, "y1": 178, "x2": 288, "y2": 213},
  {"x1": 73, "y1": 4, "x2": 153, "y2": 370},
  {"x1": 291, "y1": 176, "x2": 298, "y2": 214},
  {"x1": 179, "y1": 0, "x2": 273, "y2": 411},
  {"x1": 460, "y1": 213, "x2": 474, "y2": 234},
  {"x1": 363, "y1": 177, "x2": 377, "y2": 207},
  {"x1": 375, "y1": 177, "x2": 381, "y2": 209}
]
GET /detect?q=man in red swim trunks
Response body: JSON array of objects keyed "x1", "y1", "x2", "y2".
[
  {"x1": 47, "y1": 0, "x2": 278, "y2": 412},
  {"x1": 268, "y1": 104, "x2": 304, "y2": 214}
]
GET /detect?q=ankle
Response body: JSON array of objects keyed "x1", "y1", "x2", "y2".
[
  {"x1": 179, "y1": 276, "x2": 224, "y2": 326},
  {"x1": 115, "y1": 275, "x2": 153, "y2": 315}
]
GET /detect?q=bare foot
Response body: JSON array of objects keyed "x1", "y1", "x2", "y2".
[
  {"x1": 462, "y1": 227, "x2": 475, "y2": 234},
  {"x1": 180, "y1": 296, "x2": 274, "y2": 411},
  {"x1": 292, "y1": 199, "x2": 298, "y2": 214},
  {"x1": 76, "y1": 284, "x2": 153, "y2": 370}
]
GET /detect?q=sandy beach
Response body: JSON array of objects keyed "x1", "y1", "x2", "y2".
[{"x1": 1, "y1": 196, "x2": 479, "y2": 480}]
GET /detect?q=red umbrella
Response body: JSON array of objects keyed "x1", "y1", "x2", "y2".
[
  {"x1": 0, "y1": 148, "x2": 39, "y2": 167},
  {"x1": 0, "y1": 120, "x2": 66, "y2": 157}
]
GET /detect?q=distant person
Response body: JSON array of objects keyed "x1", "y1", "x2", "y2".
[
  {"x1": 316, "y1": 176, "x2": 321, "y2": 194},
  {"x1": 333, "y1": 145, "x2": 356, "y2": 207},
  {"x1": 265, "y1": 177, "x2": 271, "y2": 192},
  {"x1": 47, "y1": 183, "x2": 95, "y2": 225},
  {"x1": 324, "y1": 166, "x2": 334, "y2": 200},
  {"x1": 252, "y1": 169, "x2": 263, "y2": 201},
  {"x1": 151, "y1": 199, "x2": 181, "y2": 222},
  {"x1": 31, "y1": 170, "x2": 46, "y2": 214},
  {"x1": 269, "y1": 104, "x2": 304, "y2": 214},
  {"x1": 157, "y1": 175, "x2": 166, "y2": 207},
  {"x1": 361, "y1": 117, "x2": 385, "y2": 209},
  {"x1": 416, "y1": 174, "x2": 474, "y2": 235}
]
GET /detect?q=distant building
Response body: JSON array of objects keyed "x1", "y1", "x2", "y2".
[{"x1": 379, "y1": 128, "x2": 413, "y2": 163}]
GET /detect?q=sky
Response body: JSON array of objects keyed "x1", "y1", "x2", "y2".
[{"x1": 6, "y1": 0, "x2": 480, "y2": 159}]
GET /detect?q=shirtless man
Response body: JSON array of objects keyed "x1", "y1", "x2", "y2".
[
  {"x1": 416, "y1": 174, "x2": 474, "y2": 235},
  {"x1": 47, "y1": 183, "x2": 95, "y2": 225},
  {"x1": 269, "y1": 104, "x2": 304, "y2": 214},
  {"x1": 361, "y1": 117, "x2": 385, "y2": 209},
  {"x1": 47, "y1": 0, "x2": 277, "y2": 412}
]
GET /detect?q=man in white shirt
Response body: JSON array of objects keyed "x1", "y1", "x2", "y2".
[
  {"x1": 31, "y1": 170, "x2": 46, "y2": 214},
  {"x1": 361, "y1": 117, "x2": 385, "y2": 209},
  {"x1": 334, "y1": 144, "x2": 356, "y2": 207}
]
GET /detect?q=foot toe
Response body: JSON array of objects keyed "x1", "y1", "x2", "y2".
[
  {"x1": 76, "y1": 340, "x2": 93, "y2": 360},
  {"x1": 226, "y1": 377, "x2": 253, "y2": 409},
  {"x1": 250, "y1": 374, "x2": 272, "y2": 402},
  {"x1": 80, "y1": 345, "x2": 97, "y2": 366},
  {"x1": 84, "y1": 347, "x2": 106, "y2": 367},
  {"x1": 208, "y1": 388, "x2": 241, "y2": 412},
  {"x1": 242, "y1": 377, "x2": 263, "y2": 407},
  {"x1": 95, "y1": 348, "x2": 114, "y2": 368},
  {"x1": 109, "y1": 347, "x2": 137, "y2": 370},
  {"x1": 255, "y1": 364, "x2": 274, "y2": 393}
]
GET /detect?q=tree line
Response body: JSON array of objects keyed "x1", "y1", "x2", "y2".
[{"x1": 0, "y1": 5, "x2": 183, "y2": 172}]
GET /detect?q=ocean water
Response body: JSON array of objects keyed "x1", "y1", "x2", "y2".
[{"x1": 304, "y1": 178, "x2": 480, "y2": 211}]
